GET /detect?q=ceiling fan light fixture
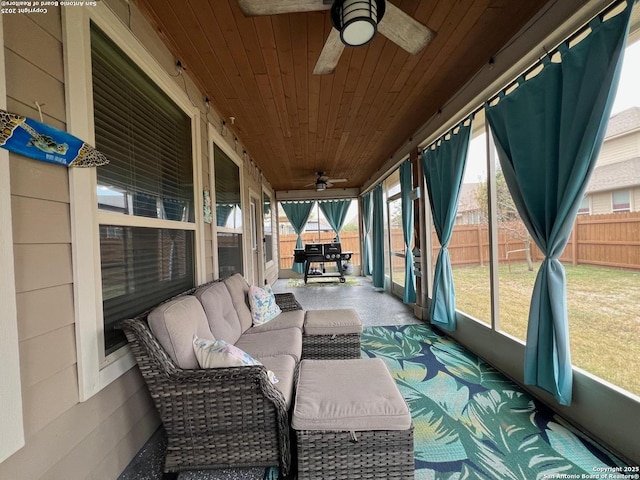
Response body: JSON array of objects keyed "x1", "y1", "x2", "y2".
[
  {"x1": 316, "y1": 181, "x2": 327, "y2": 192},
  {"x1": 331, "y1": 0, "x2": 385, "y2": 47}
]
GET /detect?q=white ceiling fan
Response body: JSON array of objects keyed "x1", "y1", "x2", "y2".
[
  {"x1": 237, "y1": 0, "x2": 435, "y2": 75},
  {"x1": 305, "y1": 172, "x2": 348, "y2": 191}
]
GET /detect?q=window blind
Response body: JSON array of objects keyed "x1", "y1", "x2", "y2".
[
  {"x1": 91, "y1": 25, "x2": 194, "y2": 222},
  {"x1": 91, "y1": 24, "x2": 196, "y2": 354}
]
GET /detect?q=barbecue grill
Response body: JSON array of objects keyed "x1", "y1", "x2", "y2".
[{"x1": 293, "y1": 243, "x2": 352, "y2": 283}]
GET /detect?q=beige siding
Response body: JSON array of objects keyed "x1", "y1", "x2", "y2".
[
  {"x1": 590, "y1": 191, "x2": 612, "y2": 214},
  {"x1": 9, "y1": 154, "x2": 69, "y2": 202},
  {"x1": 16, "y1": 284, "x2": 74, "y2": 341},
  {"x1": 598, "y1": 133, "x2": 640, "y2": 166},
  {"x1": 12, "y1": 195, "x2": 71, "y2": 244},
  {"x1": 0, "y1": 369, "x2": 155, "y2": 480},
  {"x1": 0, "y1": 8, "x2": 158, "y2": 480},
  {"x1": 20, "y1": 325, "x2": 76, "y2": 388},
  {"x1": 41, "y1": 387, "x2": 157, "y2": 480},
  {"x1": 3, "y1": 11, "x2": 64, "y2": 82},
  {"x1": 22, "y1": 365, "x2": 79, "y2": 438},
  {"x1": 5, "y1": 49, "x2": 66, "y2": 121},
  {"x1": 13, "y1": 243, "x2": 73, "y2": 292},
  {"x1": 633, "y1": 187, "x2": 640, "y2": 212}
]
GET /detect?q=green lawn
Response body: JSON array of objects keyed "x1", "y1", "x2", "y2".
[{"x1": 451, "y1": 262, "x2": 640, "y2": 397}]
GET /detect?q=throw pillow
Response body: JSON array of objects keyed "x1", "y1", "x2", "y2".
[
  {"x1": 248, "y1": 284, "x2": 282, "y2": 326},
  {"x1": 192, "y1": 337, "x2": 278, "y2": 384}
]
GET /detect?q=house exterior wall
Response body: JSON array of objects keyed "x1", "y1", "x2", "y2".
[
  {"x1": 590, "y1": 188, "x2": 638, "y2": 214},
  {"x1": 598, "y1": 130, "x2": 640, "y2": 166},
  {"x1": 591, "y1": 191, "x2": 613, "y2": 214},
  {"x1": 0, "y1": 1, "x2": 274, "y2": 477}
]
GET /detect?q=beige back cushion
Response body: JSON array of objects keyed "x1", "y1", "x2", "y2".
[
  {"x1": 148, "y1": 296, "x2": 214, "y2": 369},
  {"x1": 194, "y1": 282, "x2": 243, "y2": 344},
  {"x1": 223, "y1": 274, "x2": 253, "y2": 332}
]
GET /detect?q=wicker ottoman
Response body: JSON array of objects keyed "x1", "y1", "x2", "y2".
[
  {"x1": 292, "y1": 359, "x2": 414, "y2": 480},
  {"x1": 302, "y1": 308, "x2": 363, "y2": 359}
]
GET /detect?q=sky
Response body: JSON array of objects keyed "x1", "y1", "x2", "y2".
[{"x1": 463, "y1": 39, "x2": 640, "y2": 184}]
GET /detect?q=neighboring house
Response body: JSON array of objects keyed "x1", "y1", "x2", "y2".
[
  {"x1": 455, "y1": 182, "x2": 483, "y2": 225},
  {"x1": 582, "y1": 107, "x2": 640, "y2": 214},
  {"x1": 278, "y1": 209, "x2": 333, "y2": 235}
]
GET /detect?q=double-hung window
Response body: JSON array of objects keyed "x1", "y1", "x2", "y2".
[
  {"x1": 213, "y1": 144, "x2": 243, "y2": 277},
  {"x1": 91, "y1": 25, "x2": 196, "y2": 354},
  {"x1": 612, "y1": 190, "x2": 630, "y2": 212},
  {"x1": 263, "y1": 190, "x2": 274, "y2": 265},
  {"x1": 64, "y1": 2, "x2": 202, "y2": 401}
]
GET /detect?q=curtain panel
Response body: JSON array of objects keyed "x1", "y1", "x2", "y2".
[
  {"x1": 484, "y1": 1, "x2": 633, "y2": 405},
  {"x1": 421, "y1": 121, "x2": 473, "y2": 331},
  {"x1": 362, "y1": 192, "x2": 373, "y2": 276},
  {"x1": 281, "y1": 201, "x2": 315, "y2": 274},
  {"x1": 372, "y1": 184, "x2": 385, "y2": 290},
  {"x1": 318, "y1": 200, "x2": 351, "y2": 242},
  {"x1": 400, "y1": 161, "x2": 416, "y2": 303}
]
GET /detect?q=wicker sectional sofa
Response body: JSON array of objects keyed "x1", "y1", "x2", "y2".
[{"x1": 119, "y1": 274, "x2": 306, "y2": 476}]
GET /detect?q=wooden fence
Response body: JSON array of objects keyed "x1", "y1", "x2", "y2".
[
  {"x1": 438, "y1": 211, "x2": 640, "y2": 270},
  {"x1": 278, "y1": 212, "x2": 640, "y2": 271}
]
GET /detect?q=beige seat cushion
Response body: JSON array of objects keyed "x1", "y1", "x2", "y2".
[
  {"x1": 292, "y1": 359, "x2": 411, "y2": 431},
  {"x1": 223, "y1": 274, "x2": 253, "y2": 332},
  {"x1": 259, "y1": 354, "x2": 297, "y2": 409},
  {"x1": 235, "y1": 327, "x2": 303, "y2": 363},
  {"x1": 194, "y1": 281, "x2": 243, "y2": 344},
  {"x1": 148, "y1": 296, "x2": 214, "y2": 369},
  {"x1": 304, "y1": 308, "x2": 363, "y2": 336},
  {"x1": 245, "y1": 309, "x2": 305, "y2": 334}
]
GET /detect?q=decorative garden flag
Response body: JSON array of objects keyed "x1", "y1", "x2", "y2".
[{"x1": 0, "y1": 109, "x2": 109, "y2": 167}]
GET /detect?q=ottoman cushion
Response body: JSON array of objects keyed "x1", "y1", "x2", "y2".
[
  {"x1": 304, "y1": 309, "x2": 363, "y2": 336},
  {"x1": 292, "y1": 358, "x2": 411, "y2": 431}
]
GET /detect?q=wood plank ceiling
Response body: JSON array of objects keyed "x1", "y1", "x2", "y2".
[{"x1": 135, "y1": 0, "x2": 550, "y2": 192}]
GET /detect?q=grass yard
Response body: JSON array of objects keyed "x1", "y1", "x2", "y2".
[{"x1": 451, "y1": 262, "x2": 640, "y2": 398}]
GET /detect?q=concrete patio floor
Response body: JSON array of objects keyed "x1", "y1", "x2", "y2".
[{"x1": 118, "y1": 275, "x2": 422, "y2": 480}]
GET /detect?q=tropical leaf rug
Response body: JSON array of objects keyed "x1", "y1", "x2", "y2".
[{"x1": 266, "y1": 324, "x2": 626, "y2": 479}]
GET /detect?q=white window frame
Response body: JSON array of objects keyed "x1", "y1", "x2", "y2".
[
  {"x1": 577, "y1": 195, "x2": 591, "y2": 215},
  {"x1": 262, "y1": 186, "x2": 276, "y2": 269},
  {"x1": 611, "y1": 189, "x2": 631, "y2": 212},
  {"x1": 209, "y1": 124, "x2": 246, "y2": 280},
  {"x1": 0, "y1": 19, "x2": 26, "y2": 462},
  {"x1": 63, "y1": 4, "x2": 205, "y2": 401}
]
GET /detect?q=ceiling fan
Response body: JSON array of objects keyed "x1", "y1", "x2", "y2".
[
  {"x1": 237, "y1": 0, "x2": 435, "y2": 75},
  {"x1": 305, "y1": 172, "x2": 348, "y2": 191}
]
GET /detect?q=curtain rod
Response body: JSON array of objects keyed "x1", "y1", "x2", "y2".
[
  {"x1": 420, "y1": 0, "x2": 626, "y2": 155},
  {"x1": 487, "y1": 0, "x2": 628, "y2": 105}
]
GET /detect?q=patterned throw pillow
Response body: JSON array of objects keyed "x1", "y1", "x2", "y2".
[
  {"x1": 193, "y1": 337, "x2": 278, "y2": 383},
  {"x1": 248, "y1": 284, "x2": 282, "y2": 326}
]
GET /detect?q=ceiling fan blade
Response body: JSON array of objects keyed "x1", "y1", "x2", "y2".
[
  {"x1": 327, "y1": 178, "x2": 347, "y2": 183},
  {"x1": 377, "y1": 3, "x2": 435, "y2": 55},
  {"x1": 237, "y1": 0, "x2": 329, "y2": 16},
  {"x1": 313, "y1": 28, "x2": 345, "y2": 75}
]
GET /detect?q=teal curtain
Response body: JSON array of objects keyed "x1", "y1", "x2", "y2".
[
  {"x1": 485, "y1": 3, "x2": 632, "y2": 406},
  {"x1": 362, "y1": 192, "x2": 373, "y2": 276},
  {"x1": 372, "y1": 184, "x2": 385, "y2": 290},
  {"x1": 215, "y1": 204, "x2": 233, "y2": 227},
  {"x1": 318, "y1": 200, "x2": 351, "y2": 242},
  {"x1": 421, "y1": 121, "x2": 472, "y2": 331},
  {"x1": 400, "y1": 161, "x2": 416, "y2": 303},
  {"x1": 281, "y1": 201, "x2": 315, "y2": 274}
]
